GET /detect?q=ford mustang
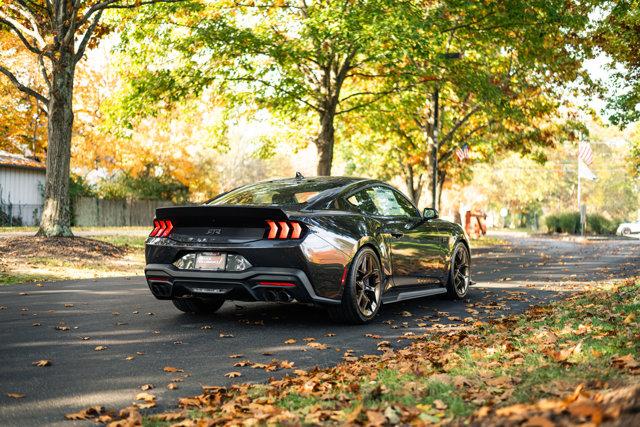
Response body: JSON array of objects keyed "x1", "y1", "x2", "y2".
[{"x1": 145, "y1": 175, "x2": 471, "y2": 323}]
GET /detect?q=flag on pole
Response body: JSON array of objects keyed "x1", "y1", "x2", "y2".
[
  {"x1": 455, "y1": 144, "x2": 470, "y2": 161},
  {"x1": 579, "y1": 141, "x2": 593, "y2": 165},
  {"x1": 579, "y1": 159, "x2": 597, "y2": 181}
]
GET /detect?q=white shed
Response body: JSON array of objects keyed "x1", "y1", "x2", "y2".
[{"x1": 0, "y1": 151, "x2": 46, "y2": 226}]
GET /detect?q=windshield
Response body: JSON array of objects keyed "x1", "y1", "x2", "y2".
[{"x1": 208, "y1": 180, "x2": 345, "y2": 207}]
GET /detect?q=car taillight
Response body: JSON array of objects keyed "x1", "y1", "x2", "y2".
[
  {"x1": 265, "y1": 220, "x2": 304, "y2": 239},
  {"x1": 150, "y1": 219, "x2": 174, "y2": 237}
]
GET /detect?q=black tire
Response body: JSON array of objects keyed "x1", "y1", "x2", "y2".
[
  {"x1": 328, "y1": 247, "x2": 383, "y2": 324},
  {"x1": 622, "y1": 227, "x2": 631, "y2": 236},
  {"x1": 446, "y1": 243, "x2": 471, "y2": 299},
  {"x1": 172, "y1": 297, "x2": 225, "y2": 314}
]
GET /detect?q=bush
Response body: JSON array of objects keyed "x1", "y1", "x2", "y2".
[
  {"x1": 558, "y1": 212, "x2": 581, "y2": 234},
  {"x1": 544, "y1": 212, "x2": 580, "y2": 234},
  {"x1": 587, "y1": 214, "x2": 619, "y2": 235},
  {"x1": 545, "y1": 214, "x2": 561, "y2": 233},
  {"x1": 546, "y1": 212, "x2": 620, "y2": 235},
  {"x1": 97, "y1": 172, "x2": 188, "y2": 203}
]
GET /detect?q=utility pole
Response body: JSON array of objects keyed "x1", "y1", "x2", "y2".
[
  {"x1": 431, "y1": 85, "x2": 439, "y2": 210},
  {"x1": 428, "y1": 52, "x2": 462, "y2": 211}
]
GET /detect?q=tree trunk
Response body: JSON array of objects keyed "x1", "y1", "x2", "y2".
[
  {"x1": 37, "y1": 52, "x2": 75, "y2": 237},
  {"x1": 316, "y1": 107, "x2": 336, "y2": 176},
  {"x1": 437, "y1": 169, "x2": 446, "y2": 211},
  {"x1": 404, "y1": 164, "x2": 423, "y2": 206}
]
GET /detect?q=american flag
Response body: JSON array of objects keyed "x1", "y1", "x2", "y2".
[
  {"x1": 579, "y1": 141, "x2": 593, "y2": 165},
  {"x1": 455, "y1": 144, "x2": 470, "y2": 161}
]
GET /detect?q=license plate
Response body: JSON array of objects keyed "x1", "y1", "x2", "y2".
[{"x1": 194, "y1": 252, "x2": 226, "y2": 270}]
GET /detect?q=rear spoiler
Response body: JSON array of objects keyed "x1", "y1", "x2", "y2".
[{"x1": 155, "y1": 205, "x2": 289, "y2": 222}]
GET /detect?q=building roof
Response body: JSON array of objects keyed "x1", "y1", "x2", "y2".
[{"x1": 0, "y1": 151, "x2": 46, "y2": 171}]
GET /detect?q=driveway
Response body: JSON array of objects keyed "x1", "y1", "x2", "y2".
[{"x1": 1, "y1": 234, "x2": 639, "y2": 426}]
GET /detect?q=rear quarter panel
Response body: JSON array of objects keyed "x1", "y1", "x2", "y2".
[{"x1": 297, "y1": 211, "x2": 392, "y2": 292}]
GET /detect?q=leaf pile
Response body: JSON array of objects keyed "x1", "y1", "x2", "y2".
[{"x1": 79, "y1": 279, "x2": 639, "y2": 426}]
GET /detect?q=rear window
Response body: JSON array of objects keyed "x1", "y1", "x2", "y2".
[{"x1": 208, "y1": 180, "x2": 344, "y2": 207}]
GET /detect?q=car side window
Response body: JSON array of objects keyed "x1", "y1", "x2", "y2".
[
  {"x1": 346, "y1": 190, "x2": 379, "y2": 215},
  {"x1": 366, "y1": 186, "x2": 417, "y2": 218},
  {"x1": 391, "y1": 189, "x2": 421, "y2": 218}
]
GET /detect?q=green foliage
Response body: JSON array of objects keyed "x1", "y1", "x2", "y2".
[
  {"x1": 545, "y1": 212, "x2": 580, "y2": 234},
  {"x1": 587, "y1": 214, "x2": 619, "y2": 235},
  {"x1": 96, "y1": 172, "x2": 188, "y2": 203},
  {"x1": 544, "y1": 212, "x2": 618, "y2": 235},
  {"x1": 544, "y1": 214, "x2": 561, "y2": 233},
  {"x1": 591, "y1": 0, "x2": 640, "y2": 126}
]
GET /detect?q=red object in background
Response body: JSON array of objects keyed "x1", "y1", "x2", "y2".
[{"x1": 464, "y1": 210, "x2": 487, "y2": 239}]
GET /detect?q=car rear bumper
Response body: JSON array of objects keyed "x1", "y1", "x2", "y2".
[{"x1": 144, "y1": 264, "x2": 341, "y2": 305}]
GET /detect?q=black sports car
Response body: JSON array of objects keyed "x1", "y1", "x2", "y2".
[{"x1": 145, "y1": 175, "x2": 471, "y2": 323}]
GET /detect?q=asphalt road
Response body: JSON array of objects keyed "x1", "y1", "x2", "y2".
[{"x1": 1, "y1": 234, "x2": 639, "y2": 426}]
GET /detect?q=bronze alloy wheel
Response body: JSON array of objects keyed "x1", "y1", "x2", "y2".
[
  {"x1": 353, "y1": 251, "x2": 382, "y2": 317},
  {"x1": 447, "y1": 243, "x2": 470, "y2": 299}
]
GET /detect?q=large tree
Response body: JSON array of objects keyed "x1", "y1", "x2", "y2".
[
  {"x1": 592, "y1": 0, "x2": 640, "y2": 126},
  {"x1": 341, "y1": 0, "x2": 592, "y2": 207},
  {"x1": 111, "y1": 0, "x2": 433, "y2": 176},
  {"x1": 0, "y1": 0, "x2": 179, "y2": 236}
]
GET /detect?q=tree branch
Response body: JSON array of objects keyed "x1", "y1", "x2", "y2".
[
  {"x1": 439, "y1": 104, "x2": 482, "y2": 145},
  {"x1": 0, "y1": 16, "x2": 43, "y2": 56},
  {"x1": 80, "y1": 0, "x2": 185, "y2": 25},
  {"x1": 74, "y1": 10, "x2": 103, "y2": 63},
  {"x1": 0, "y1": 65, "x2": 49, "y2": 108}
]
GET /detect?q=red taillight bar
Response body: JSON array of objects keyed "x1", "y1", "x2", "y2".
[
  {"x1": 291, "y1": 222, "x2": 302, "y2": 239},
  {"x1": 265, "y1": 220, "x2": 303, "y2": 240},
  {"x1": 266, "y1": 220, "x2": 278, "y2": 239},
  {"x1": 278, "y1": 221, "x2": 290, "y2": 239},
  {"x1": 150, "y1": 219, "x2": 174, "y2": 238}
]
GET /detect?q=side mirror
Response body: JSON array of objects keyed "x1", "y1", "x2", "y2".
[{"x1": 423, "y1": 208, "x2": 438, "y2": 220}]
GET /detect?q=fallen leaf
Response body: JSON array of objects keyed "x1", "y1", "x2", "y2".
[
  {"x1": 135, "y1": 392, "x2": 156, "y2": 402},
  {"x1": 6, "y1": 392, "x2": 25, "y2": 399},
  {"x1": 366, "y1": 409, "x2": 386, "y2": 426},
  {"x1": 163, "y1": 366, "x2": 182, "y2": 373},
  {"x1": 284, "y1": 339, "x2": 297, "y2": 344},
  {"x1": 94, "y1": 346, "x2": 107, "y2": 351},
  {"x1": 64, "y1": 406, "x2": 105, "y2": 420},
  {"x1": 140, "y1": 384, "x2": 154, "y2": 391},
  {"x1": 307, "y1": 342, "x2": 328, "y2": 350},
  {"x1": 433, "y1": 399, "x2": 447, "y2": 410},
  {"x1": 225, "y1": 371, "x2": 241, "y2": 378},
  {"x1": 32, "y1": 359, "x2": 51, "y2": 367},
  {"x1": 167, "y1": 383, "x2": 179, "y2": 390}
]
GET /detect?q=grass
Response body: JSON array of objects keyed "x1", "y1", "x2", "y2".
[
  {"x1": 0, "y1": 229, "x2": 146, "y2": 285},
  {"x1": 470, "y1": 235, "x2": 508, "y2": 248},
  {"x1": 88, "y1": 234, "x2": 147, "y2": 250},
  {"x1": 0, "y1": 272, "x2": 59, "y2": 285},
  {"x1": 129, "y1": 278, "x2": 640, "y2": 426},
  {"x1": 0, "y1": 226, "x2": 148, "y2": 234}
]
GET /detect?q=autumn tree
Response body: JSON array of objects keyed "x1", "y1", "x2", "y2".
[
  {"x1": 110, "y1": 0, "x2": 433, "y2": 176},
  {"x1": 342, "y1": 0, "x2": 592, "y2": 207},
  {"x1": 0, "y1": 0, "x2": 180, "y2": 237}
]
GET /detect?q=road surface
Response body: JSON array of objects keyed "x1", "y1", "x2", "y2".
[{"x1": 0, "y1": 234, "x2": 638, "y2": 426}]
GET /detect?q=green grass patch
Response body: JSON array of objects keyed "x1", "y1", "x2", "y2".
[
  {"x1": 0, "y1": 272, "x2": 59, "y2": 285},
  {"x1": 89, "y1": 234, "x2": 147, "y2": 250},
  {"x1": 470, "y1": 236, "x2": 508, "y2": 248}
]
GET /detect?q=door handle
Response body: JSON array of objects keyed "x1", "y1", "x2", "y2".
[{"x1": 390, "y1": 232, "x2": 404, "y2": 238}]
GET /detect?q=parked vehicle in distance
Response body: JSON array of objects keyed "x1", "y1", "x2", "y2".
[
  {"x1": 145, "y1": 175, "x2": 471, "y2": 324},
  {"x1": 617, "y1": 221, "x2": 640, "y2": 236}
]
